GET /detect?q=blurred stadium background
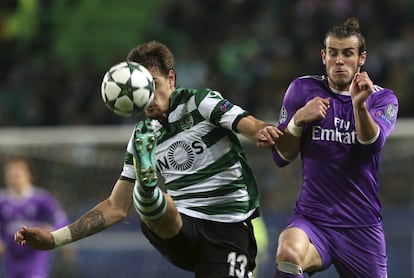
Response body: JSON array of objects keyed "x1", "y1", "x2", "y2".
[{"x1": 0, "y1": 0, "x2": 413, "y2": 277}]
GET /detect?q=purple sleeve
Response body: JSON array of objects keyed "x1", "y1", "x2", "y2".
[
  {"x1": 272, "y1": 78, "x2": 306, "y2": 167},
  {"x1": 271, "y1": 148, "x2": 290, "y2": 167},
  {"x1": 364, "y1": 88, "x2": 398, "y2": 151},
  {"x1": 277, "y1": 78, "x2": 306, "y2": 130}
]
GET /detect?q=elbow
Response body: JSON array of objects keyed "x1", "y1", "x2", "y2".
[
  {"x1": 104, "y1": 199, "x2": 130, "y2": 224},
  {"x1": 113, "y1": 203, "x2": 131, "y2": 222},
  {"x1": 115, "y1": 210, "x2": 129, "y2": 221},
  {"x1": 273, "y1": 158, "x2": 291, "y2": 168},
  {"x1": 271, "y1": 148, "x2": 292, "y2": 167}
]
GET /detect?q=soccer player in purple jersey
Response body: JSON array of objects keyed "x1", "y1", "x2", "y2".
[
  {"x1": 259, "y1": 18, "x2": 398, "y2": 277},
  {"x1": 0, "y1": 156, "x2": 71, "y2": 278}
]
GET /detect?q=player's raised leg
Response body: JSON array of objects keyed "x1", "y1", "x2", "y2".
[{"x1": 132, "y1": 119, "x2": 181, "y2": 238}]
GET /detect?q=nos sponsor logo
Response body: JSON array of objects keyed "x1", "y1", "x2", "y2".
[{"x1": 157, "y1": 140, "x2": 204, "y2": 171}]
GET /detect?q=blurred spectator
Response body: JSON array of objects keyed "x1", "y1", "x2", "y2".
[
  {"x1": 0, "y1": 0, "x2": 413, "y2": 126},
  {"x1": 0, "y1": 156, "x2": 75, "y2": 278}
]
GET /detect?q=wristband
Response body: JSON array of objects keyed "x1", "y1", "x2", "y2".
[
  {"x1": 51, "y1": 226, "x2": 72, "y2": 247},
  {"x1": 287, "y1": 117, "x2": 303, "y2": 137}
]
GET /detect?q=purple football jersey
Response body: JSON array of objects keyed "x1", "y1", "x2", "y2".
[
  {"x1": 272, "y1": 75, "x2": 398, "y2": 227},
  {"x1": 0, "y1": 186, "x2": 69, "y2": 278}
]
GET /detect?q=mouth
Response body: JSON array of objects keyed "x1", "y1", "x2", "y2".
[{"x1": 333, "y1": 68, "x2": 348, "y2": 75}]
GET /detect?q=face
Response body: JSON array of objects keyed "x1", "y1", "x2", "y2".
[
  {"x1": 321, "y1": 35, "x2": 366, "y2": 91},
  {"x1": 144, "y1": 68, "x2": 176, "y2": 120},
  {"x1": 4, "y1": 160, "x2": 32, "y2": 193}
]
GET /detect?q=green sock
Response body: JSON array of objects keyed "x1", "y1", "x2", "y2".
[{"x1": 133, "y1": 185, "x2": 166, "y2": 220}]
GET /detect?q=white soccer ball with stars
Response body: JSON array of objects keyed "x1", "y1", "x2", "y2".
[{"x1": 101, "y1": 61, "x2": 155, "y2": 117}]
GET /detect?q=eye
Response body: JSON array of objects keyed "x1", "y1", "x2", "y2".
[
  {"x1": 328, "y1": 51, "x2": 338, "y2": 57},
  {"x1": 344, "y1": 51, "x2": 353, "y2": 57}
]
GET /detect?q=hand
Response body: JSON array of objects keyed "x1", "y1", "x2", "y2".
[
  {"x1": 256, "y1": 125, "x2": 283, "y2": 148},
  {"x1": 350, "y1": 71, "x2": 373, "y2": 107},
  {"x1": 14, "y1": 226, "x2": 55, "y2": 250},
  {"x1": 295, "y1": 97, "x2": 330, "y2": 125}
]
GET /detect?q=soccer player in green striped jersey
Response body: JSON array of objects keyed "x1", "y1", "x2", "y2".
[{"x1": 14, "y1": 41, "x2": 282, "y2": 278}]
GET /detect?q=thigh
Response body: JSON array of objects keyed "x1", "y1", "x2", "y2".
[
  {"x1": 331, "y1": 226, "x2": 387, "y2": 278},
  {"x1": 195, "y1": 219, "x2": 257, "y2": 278},
  {"x1": 279, "y1": 213, "x2": 330, "y2": 272},
  {"x1": 141, "y1": 213, "x2": 199, "y2": 272}
]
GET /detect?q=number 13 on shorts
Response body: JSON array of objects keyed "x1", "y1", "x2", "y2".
[{"x1": 227, "y1": 251, "x2": 253, "y2": 278}]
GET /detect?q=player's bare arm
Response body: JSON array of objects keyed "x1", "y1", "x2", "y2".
[
  {"x1": 14, "y1": 179, "x2": 134, "y2": 250},
  {"x1": 237, "y1": 115, "x2": 283, "y2": 148},
  {"x1": 350, "y1": 71, "x2": 379, "y2": 142}
]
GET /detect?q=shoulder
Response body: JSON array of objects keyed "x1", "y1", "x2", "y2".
[
  {"x1": 370, "y1": 84, "x2": 398, "y2": 104},
  {"x1": 185, "y1": 87, "x2": 225, "y2": 105},
  {"x1": 285, "y1": 75, "x2": 328, "y2": 99},
  {"x1": 174, "y1": 87, "x2": 215, "y2": 96},
  {"x1": 287, "y1": 75, "x2": 327, "y2": 92},
  {"x1": 32, "y1": 186, "x2": 57, "y2": 201},
  {"x1": 171, "y1": 87, "x2": 222, "y2": 107},
  {"x1": 193, "y1": 88, "x2": 224, "y2": 105},
  {"x1": 372, "y1": 84, "x2": 397, "y2": 97},
  {"x1": 0, "y1": 189, "x2": 8, "y2": 203},
  {"x1": 292, "y1": 75, "x2": 327, "y2": 87}
]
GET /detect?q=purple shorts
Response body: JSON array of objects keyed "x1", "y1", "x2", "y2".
[{"x1": 287, "y1": 212, "x2": 388, "y2": 278}]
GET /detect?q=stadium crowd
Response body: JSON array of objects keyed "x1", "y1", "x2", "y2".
[{"x1": 0, "y1": 0, "x2": 413, "y2": 127}]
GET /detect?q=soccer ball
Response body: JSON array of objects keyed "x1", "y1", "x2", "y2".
[{"x1": 101, "y1": 61, "x2": 155, "y2": 117}]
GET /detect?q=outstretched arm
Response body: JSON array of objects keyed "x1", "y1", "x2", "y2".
[
  {"x1": 236, "y1": 115, "x2": 283, "y2": 148},
  {"x1": 14, "y1": 179, "x2": 134, "y2": 250}
]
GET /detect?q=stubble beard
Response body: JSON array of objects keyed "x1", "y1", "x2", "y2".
[{"x1": 328, "y1": 75, "x2": 353, "y2": 91}]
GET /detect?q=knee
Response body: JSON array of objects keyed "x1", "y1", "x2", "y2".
[
  {"x1": 276, "y1": 242, "x2": 303, "y2": 265},
  {"x1": 275, "y1": 243, "x2": 305, "y2": 276},
  {"x1": 144, "y1": 212, "x2": 182, "y2": 239}
]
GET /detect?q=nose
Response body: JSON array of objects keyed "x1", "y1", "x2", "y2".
[{"x1": 335, "y1": 55, "x2": 344, "y2": 64}]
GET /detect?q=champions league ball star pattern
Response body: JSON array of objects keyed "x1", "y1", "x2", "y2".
[{"x1": 101, "y1": 61, "x2": 155, "y2": 117}]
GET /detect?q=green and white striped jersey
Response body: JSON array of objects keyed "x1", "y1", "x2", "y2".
[{"x1": 122, "y1": 87, "x2": 260, "y2": 223}]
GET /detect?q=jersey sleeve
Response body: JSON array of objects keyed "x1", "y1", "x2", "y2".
[
  {"x1": 196, "y1": 90, "x2": 249, "y2": 132},
  {"x1": 363, "y1": 87, "x2": 398, "y2": 151},
  {"x1": 277, "y1": 78, "x2": 306, "y2": 130},
  {"x1": 272, "y1": 78, "x2": 306, "y2": 167}
]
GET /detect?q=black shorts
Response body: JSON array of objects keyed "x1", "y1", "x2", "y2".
[{"x1": 141, "y1": 214, "x2": 257, "y2": 278}]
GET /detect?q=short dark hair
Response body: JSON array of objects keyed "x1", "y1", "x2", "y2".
[
  {"x1": 324, "y1": 17, "x2": 367, "y2": 54},
  {"x1": 126, "y1": 40, "x2": 175, "y2": 77}
]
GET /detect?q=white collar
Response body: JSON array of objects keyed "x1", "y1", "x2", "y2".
[{"x1": 329, "y1": 87, "x2": 350, "y2": 96}]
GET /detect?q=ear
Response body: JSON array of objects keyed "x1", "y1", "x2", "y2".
[
  {"x1": 321, "y1": 48, "x2": 327, "y2": 65},
  {"x1": 358, "y1": 51, "x2": 367, "y2": 67},
  {"x1": 168, "y1": 69, "x2": 176, "y2": 87}
]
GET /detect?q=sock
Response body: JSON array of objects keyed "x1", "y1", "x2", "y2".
[
  {"x1": 133, "y1": 182, "x2": 167, "y2": 220},
  {"x1": 274, "y1": 269, "x2": 304, "y2": 278},
  {"x1": 274, "y1": 262, "x2": 304, "y2": 278}
]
